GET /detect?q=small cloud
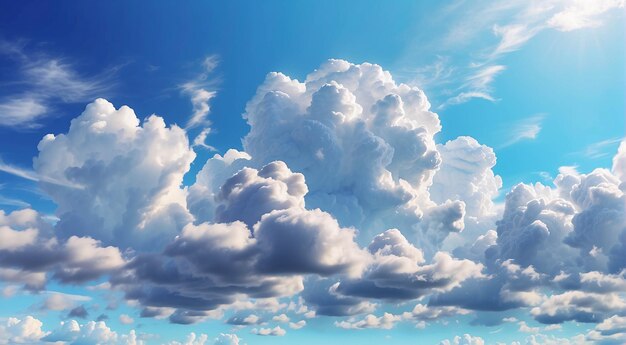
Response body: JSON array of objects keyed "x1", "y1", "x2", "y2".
[
  {"x1": 441, "y1": 65, "x2": 505, "y2": 108},
  {"x1": 575, "y1": 137, "x2": 623, "y2": 159},
  {"x1": 547, "y1": 0, "x2": 625, "y2": 32},
  {"x1": 192, "y1": 128, "x2": 217, "y2": 151},
  {"x1": 500, "y1": 114, "x2": 544, "y2": 148},
  {"x1": 67, "y1": 305, "x2": 89, "y2": 319},
  {"x1": 119, "y1": 314, "x2": 134, "y2": 325},
  {"x1": 251, "y1": 326, "x2": 286, "y2": 336},
  {"x1": 181, "y1": 55, "x2": 220, "y2": 130},
  {"x1": 40, "y1": 291, "x2": 91, "y2": 311},
  {"x1": 558, "y1": 165, "x2": 579, "y2": 176}
]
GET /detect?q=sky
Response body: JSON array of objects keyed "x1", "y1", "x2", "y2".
[{"x1": 0, "y1": 1, "x2": 624, "y2": 344}]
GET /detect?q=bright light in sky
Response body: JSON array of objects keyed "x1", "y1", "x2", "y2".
[{"x1": 0, "y1": 1, "x2": 624, "y2": 344}]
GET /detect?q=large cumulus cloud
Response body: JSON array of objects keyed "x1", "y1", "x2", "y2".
[
  {"x1": 2, "y1": 59, "x2": 624, "y2": 340},
  {"x1": 190, "y1": 60, "x2": 486, "y2": 252},
  {"x1": 118, "y1": 159, "x2": 480, "y2": 323},
  {"x1": 431, "y1": 144, "x2": 626, "y2": 326},
  {"x1": 35, "y1": 98, "x2": 196, "y2": 250}
]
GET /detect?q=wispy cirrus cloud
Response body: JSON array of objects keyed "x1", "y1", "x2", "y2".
[
  {"x1": 500, "y1": 114, "x2": 544, "y2": 148},
  {"x1": 574, "y1": 137, "x2": 624, "y2": 159},
  {"x1": 0, "y1": 159, "x2": 83, "y2": 189},
  {"x1": 181, "y1": 55, "x2": 219, "y2": 130},
  {"x1": 0, "y1": 41, "x2": 114, "y2": 129},
  {"x1": 421, "y1": 0, "x2": 624, "y2": 108}
]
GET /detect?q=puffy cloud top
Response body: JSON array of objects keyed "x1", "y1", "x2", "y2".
[{"x1": 35, "y1": 98, "x2": 196, "y2": 250}]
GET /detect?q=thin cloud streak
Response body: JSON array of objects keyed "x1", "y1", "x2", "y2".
[
  {"x1": 499, "y1": 115, "x2": 544, "y2": 148},
  {"x1": 417, "y1": 0, "x2": 625, "y2": 107},
  {"x1": 0, "y1": 159, "x2": 83, "y2": 189},
  {"x1": 0, "y1": 41, "x2": 115, "y2": 129}
]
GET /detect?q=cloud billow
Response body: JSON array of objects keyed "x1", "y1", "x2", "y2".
[{"x1": 1, "y1": 59, "x2": 625, "y2": 343}]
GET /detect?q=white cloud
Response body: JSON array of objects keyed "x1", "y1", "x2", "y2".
[
  {"x1": 119, "y1": 314, "x2": 134, "y2": 325},
  {"x1": 547, "y1": 0, "x2": 625, "y2": 32},
  {"x1": 0, "y1": 97, "x2": 47, "y2": 128},
  {"x1": 182, "y1": 55, "x2": 219, "y2": 129},
  {"x1": 612, "y1": 139, "x2": 626, "y2": 181},
  {"x1": 439, "y1": 333, "x2": 485, "y2": 345},
  {"x1": 251, "y1": 326, "x2": 286, "y2": 336},
  {"x1": 43, "y1": 319, "x2": 142, "y2": 345},
  {"x1": 0, "y1": 316, "x2": 47, "y2": 344},
  {"x1": 500, "y1": 115, "x2": 544, "y2": 148},
  {"x1": 435, "y1": 0, "x2": 623, "y2": 107},
  {"x1": 0, "y1": 42, "x2": 113, "y2": 128},
  {"x1": 335, "y1": 312, "x2": 402, "y2": 330},
  {"x1": 35, "y1": 98, "x2": 196, "y2": 250},
  {"x1": 289, "y1": 320, "x2": 306, "y2": 330},
  {"x1": 214, "y1": 333, "x2": 240, "y2": 345}
]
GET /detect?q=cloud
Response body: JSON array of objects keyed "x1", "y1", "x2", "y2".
[
  {"x1": 272, "y1": 314, "x2": 290, "y2": 323},
  {"x1": 531, "y1": 291, "x2": 626, "y2": 324},
  {"x1": 0, "y1": 41, "x2": 113, "y2": 128},
  {"x1": 612, "y1": 139, "x2": 626, "y2": 181},
  {"x1": 68, "y1": 305, "x2": 89, "y2": 319},
  {"x1": 35, "y1": 98, "x2": 196, "y2": 250},
  {"x1": 119, "y1": 314, "x2": 134, "y2": 325},
  {"x1": 547, "y1": 0, "x2": 625, "y2": 32},
  {"x1": 239, "y1": 59, "x2": 478, "y2": 252},
  {"x1": 43, "y1": 319, "x2": 141, "y2": 345},
  {"x1": 0, "y1": 159, "x2": 83, "y2": 189},
  {"x1": 0, "y1": 208, "x2": 126, "y2": 290},
  {"x1": 335, "y1": 312, "x2": 402, "y2": 330},
  {"x1": 587, "y1": 315, "x2": 626, "y2": 344},
  {"x1": 334, "y1": 229, "x2": 483, "y2": 301},
  {"x1": 41, "y1": 292, "x2": 91, "y2": 311},
  {"x1": 214, "y1": 333, "x2": 240, "y2": 345},
  {"x1": 431, "y1": 143, "x2": 626, "y2": 322},
  {"x1": 431, "y1": 136, "x2": 502, "y2": 218},
  {"x1": 0, "y1": 316, "x2": 48, "y2": 344},
  {"x1": 2, "y1": 58, "x2": 625, "y2": 340},
  {"x1": 435, "y1": 0, "x2": 623, "y2": 107},
  {"x1": 227, "y1": 314, "x2": 261, "y2": 326},
  {"x1": 289, "y1": 320, "x2": 306, "y2": 329},
  {"x1": 0, "y1": 97, "x2": 47, "y2": 128},
  {"x1": 500, "y1": 115, "x2": 544, "y2": 148},
  {"x1": 439, "y1": 333, "x2": 485, "y2": 345},
  {"x1": 182, "y1": 55, "x2": 219, "y2": 129},
  {"x1": 251, "y1": 326, "x2": 286, "y2": 336},
  {"x1": 573, "y1": 137, "x2": 624, "y2": 159}
]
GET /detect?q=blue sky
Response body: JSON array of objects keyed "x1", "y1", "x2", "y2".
[{"x1": 0, "y1": 1, "x2": 624, "y2": 344}]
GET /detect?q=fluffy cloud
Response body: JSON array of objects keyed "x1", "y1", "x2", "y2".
[
  {"x1": 439, "y1": 334, "x2": 485, "y2": 345},
  {"x1": 35, "y1": 98, "x2": 196, "y2": 250},
  {"x1": 431, "y1": 136, "x2": 502, "y2": 219},
  {"x1": 117, "y1": 161, "x2": 374, "y2": 322},
  {"x1": 238, "y1": 59, "x2": 474, "y2": 251},
  {"x1": 167, "y1": 332, "x2": 209, "y2": 345},
  {"x1": 334, "y1": 229, "x2": 483, "y2": 300},
  {"x1": 531, "y1": 291, "x2": 626, "y2": 324},
  {"x1": 0, "y1": 208, "x2": 125, "y2": 290},
  {"x1": 587, "y1": 315, "x2": 626, "y2": 344},
  {"x1": 214, "y1": 333, "x2": 240, "y2": 345},
  {"x1": 335, "y1": 312, "x2": 402, "y2": 330},
  {"x1": 43, "y1": 319, "x2": 143, "y2": 345},
  {"x1": 0, "y1": 316, "x2": 47, "y2": 344},
  {"x1": 3, "y1": 60, "x2": 624, "y2": 341},
  {"x1": 613, "y1": 140, "x2": 626, "y2": 182},
  {"x1": 251, "y1": 326, "x2": 286, "y2": 336}
]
